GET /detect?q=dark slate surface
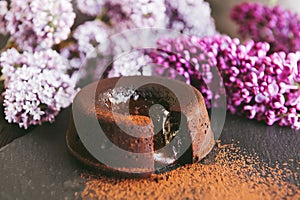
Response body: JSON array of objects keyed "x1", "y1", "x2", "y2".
[
  {"x1": 0, "y1": 108, "x2": 85, "y2": 200},
  {"x1": 0, "y1": 107, "x2": 299, "y2": 200}
]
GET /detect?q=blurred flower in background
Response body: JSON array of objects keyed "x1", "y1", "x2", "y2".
[
  {"x1": 231, "y1": 2, "x2": 300, "y2": 53},
  {"x1": 73, "y1": 20, "x2": 110, "y2": 59},
  {"x1": 76, "y1": 0, "x2": 105, "y2": 16},
  {"x1": 0, "y1": 0, "x2": 8, "y2": 35},
  {"x1": 205, "y1": 0, "x2": 300, "y2": 38},
  {"x1": 165, "y1": 0, "x2": 215, "y2": 36},
  {"x1": 4, "y1": 0, "x2": 75, "y2": 51},
  {"x1": 103, "y1": 0, "x2": 168, "y2": 31}
]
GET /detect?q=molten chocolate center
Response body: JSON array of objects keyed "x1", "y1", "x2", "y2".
[{"x1": 97, "y1": 84, "x2": 192, "y2": 169}]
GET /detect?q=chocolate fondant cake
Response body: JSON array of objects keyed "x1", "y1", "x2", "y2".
[{"x1": 67, "y1": 76, "x2": 214, "y2": 177}]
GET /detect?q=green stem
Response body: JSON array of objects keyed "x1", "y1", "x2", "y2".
[
  {"x1": 0, "y1": 76, "x2": 4, "y2": 94},
  {"x1": 96, "y1": 7, "x2": 111, "y2": 26},
  {"x1": 98, "y1": 7, "x2": 108, "y2": 20},
  {"x1": 0, "y1": 38, "x2": 19, "y2": 53},
  {"x1": 281, "y1": 113, "x2": 300, "y2": 117}
]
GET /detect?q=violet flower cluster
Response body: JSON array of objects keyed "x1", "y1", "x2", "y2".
[
  {"x1": 149, "y1": 35, "x2": 300, "y2": 130},
  {"x1": 108, "y1": 50, "x2": 153, "y2": 78},
  {"x1": 73, "y1": 20, "x2": 110, "y2": 59},
  {"x1": 76, "y1": 0, "x2": 216, "y2": 36},
  {"x1": 104, "y1": 0, "x2": 168, "y2": 32},
  {"x1": 0, "y1": 0, "x2": 8, "y2": 35},
  {"x1": 0, "y1": 48, "x2": 78, "y2": 129},
  {"x1": 149, "y1": 36, "x2": 222, "y2": 108},
  {"x1": 3, "y1": 0, "x2": 75, "y2": 51},
  {"x1": 58, "y1": 40, "x2": 86, "y2": 81},
  {"x1": 164, "y1": 0, "x2": 216, "y2": 36},
  {"x1": 58, "y1": 20, "x2": 112, "y2": 82},
  {"x1": 231, "y1": 2, "x2": 300, "y2": 53},
  {"x1": 76, "y1": 0, "x2": 105, "y2": 16}
]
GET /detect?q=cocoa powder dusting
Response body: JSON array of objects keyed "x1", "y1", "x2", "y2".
[{"x1": 80, "y1": 142, "x2": 300, "y2": 200}]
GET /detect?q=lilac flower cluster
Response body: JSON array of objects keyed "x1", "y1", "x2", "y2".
[
  {"x1": 0, "y1": 0, "x2": 8, "y2": 35},
  {"x1": 76, "y1": 0, "x2": 216, "y2": 37},
  {"x1": 164, "y1": 0, "x2": 216, "y2": 37},
  {"x1": 108, "y1": 50, "x2": 153, "y2": 78},
  {"x1": 104, "y1": 0, "x2": 167, "y2": 32},
  {"x1": 4, "y1": 0, "x2": 75, "y2": 51},
  {"x1": 76, "y1": 0, "x2": 105, "y2": 16},
  {"x1": 58, "y1": 40, "x2": 87, "y2": 82},
  {"x1": 149, "y1": 36, "x2": 222, "y2": 108},
  {"x1": 0, "y1": 48, "x2": 78, "y2": 129},
  {"x1": 150, "y1": 35, "x2": 300, "y2": 129},
  {"x1": 73, "y1": 20, "x2": 110, "y2": 60},
  {"x1": 63, "y1": 20, "x2": 112, "y2": 82},
  {"x1": 231, "y1": 2, "x2": 300, "y2": 53}
]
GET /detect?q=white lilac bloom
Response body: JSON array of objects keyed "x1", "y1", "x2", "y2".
[
  {"x1": 0, "y1": 48, "x2": 79, "y2": 129},
  {"x1": 108, "y1": 50, "x2": 153, "y2": 77},
  {"x1": 165, "y1": 0, "x2": 216, "y2": 37},
  {"x1": 76, "y1": 0, "x2": 105, "y2": 16},
  {"x1": 5, "y1": 0, "x2": 75, "y2": 51},
  {"x1": 59, "y1": 40, "x2": 113, "y2": 84},
  {"x1": 105, "y1": 0, "x2": 167, "y2": 31},
  {"x1": 59, "y1": 41, "x2": 87, "y2": 82},
  {"x1": 0, "y1": 0, "x2": 8, "y2": 34},
  {"x1": 73, "y1": 20, "x2": 110, "y2": 59}
]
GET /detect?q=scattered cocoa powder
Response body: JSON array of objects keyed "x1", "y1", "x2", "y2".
[{"x1": 80, "y1": 141, "x2": 300, "y2": 200}]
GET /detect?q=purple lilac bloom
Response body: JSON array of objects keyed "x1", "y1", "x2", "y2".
[
  {"x1": 165, "y1": 0, "x2": 216, "y2": 37},
  {"x1": 150, "y1": 35, "x2": 300, "y2": 130},
  {"x1": 108, "y1": 50, "x2": 153, "y2": 78},
  {"x1": 76, "y1": 0, "x2": 104, "y2": 16},
  {"x1": 149, "y1": 35, "x2": 223, "y2": 108},
  {"x1": 73, "y1": 20, "x2": 110, "y2": 59},
  {"x1": 60, "y1": 19, "x2": 111, "y2": 83},
  {"x1": 4, "y1": 0, "x2": 75, "y2": 51},
  {"x1": 0, "y1": 0, "x2": 8, "y2": 35},
  {"x1": 104, "y1": 0, "x2": 167, "y2": 32},
  {"x1": 0, "y1": 48, "x2": 79, "y2": 129},
  {"x1": 231, "y1": 2, "x2": 300, "y2": 53},
  {"x1": 59, "y1": 28, "x2": 112, "y2": 84}
]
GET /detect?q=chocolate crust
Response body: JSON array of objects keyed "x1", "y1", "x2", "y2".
[
  {"x1": 66, "y1": 114, "x2": 153, "y2": 178},
  {"x1": 67, "y1": 76, "x2": 215, "y2": 177}
]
